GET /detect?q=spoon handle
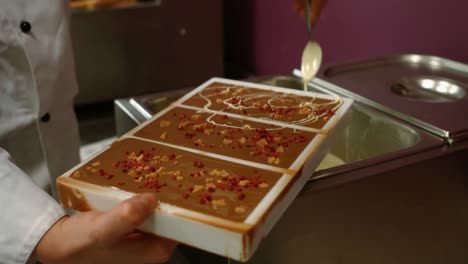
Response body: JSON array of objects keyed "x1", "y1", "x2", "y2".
[{"x1": 303, "y1": 0, "x2": 313, "y2": 41}]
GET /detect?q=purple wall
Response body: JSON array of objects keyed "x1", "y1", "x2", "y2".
[{"x1": 226, "y1": 0, "x2": 468, "y2": 76}]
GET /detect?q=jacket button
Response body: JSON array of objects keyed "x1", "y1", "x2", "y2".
[
  {"x1": 20, "y1": 21, "x2": 32, "y2": 33},
  {"x1": 40, "y1": 113, "x2": 51, "y2": 123}
]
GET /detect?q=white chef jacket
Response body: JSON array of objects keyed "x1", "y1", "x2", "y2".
[{"x1": 0, "y1": 1, "x2": 81, "y2": 263}]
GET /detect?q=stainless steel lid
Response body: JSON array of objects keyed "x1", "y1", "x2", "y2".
[{"x1": 312, "y1": 54, "x2": 468, "y2": 143}]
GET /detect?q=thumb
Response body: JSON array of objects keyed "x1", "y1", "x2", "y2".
[{"x1": 90, "y1": 193, "x2": 158, "y2": 246}]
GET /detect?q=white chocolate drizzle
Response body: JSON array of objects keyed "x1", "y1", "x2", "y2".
[{"x1": 196, "y1": 84, "x2": 342, "y2": 131}]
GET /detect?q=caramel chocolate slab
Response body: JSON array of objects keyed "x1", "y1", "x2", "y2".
[
  {"x1": 69, "y1": 137, "x2": 282, "y2": 222},
  {"x1": 58, "y1": 77, "x2": 353, "y2": 262},
  {"x1": 133, "y1": 107, "x2": 316, "y2": 168},
  {"x1": 181, "y1": 82, "x2": 341, "y2": 130}
]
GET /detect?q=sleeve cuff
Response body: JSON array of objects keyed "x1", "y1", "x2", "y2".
[{"x1": 23, "y1": 200, "x2": 66, "y2": 263}]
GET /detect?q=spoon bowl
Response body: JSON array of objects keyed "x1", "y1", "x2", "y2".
[{"x1": 301, "y1": 40, "x2": 322, "y2": 83}]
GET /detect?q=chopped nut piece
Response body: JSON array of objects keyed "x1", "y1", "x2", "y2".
[
  {"x1": 91, "y1": 168, "x2": 97, "y2": 173},
  {"x1": 238, "y1": 137, "x2": 247, "y2": 144},
  {"x1": 91, "y1": 161, "x2": 101, "y2": 167},
  {"x1": 235, "y1": 206, "x2": 247, "y2": 214},
  {"x1": 267, "y1": 157, "x2": 280, "y2": 165},
  {"x1": 194, "y1": 138, "x2": 204, "y2": 146},
  {"x1": 204, "y1": 183, "x2": 217, "y2": 191},
  {"x1": 205, "y1": 178, "x2": 213, "y2": 183},
  {"x1": 168, "y1": 170, "x2": 181, "y2": 176},
  {"x1": 145, "y1": 173, "x2": 157, "y2": 179},
  {"x1": 136, "y1": 154, "x2": 144, "y2": 161},
  {"x1": 156, "y1": 166, "x2": 165, "y2": 176},
  {"x1": 212, "y1": 199, "x2": 226, "y2": 209},
  {"x1": 73, "y1": 171, "x2": 81, "y2": 177},
  {"x1": 159, "y1": 120, "x2": 171, "y2": 127},
  {"x1": 86, "y1": 166, "x2": 92, "y2": 171},
  {"x1": 273, "y1": 113, "x2": 282, "y2": 119},
  {"x1": 191, "y1": 114, "x2": 202, "y2": 120},
  {"x1": 178, "y1": 121, "x2": 190, "y2": 130},
  {"x1": 216, "y1": 98, "x2": 224, "y2": 104},
  {"x1": 219, "y1": 170, "x2": 230, "y2": 177},
  {"x1": 176, "y1": 176, "x2": 184, "y2": 181},
  {"x1": 256, "y1": 138, "x2": 269, "y2": 147},
  {"x1": 160, "y1": 131, "x2": 167, "y2": 139},
  {"x1": 127, "y1": 170, "x2": 137, "y2": 178},
  {"x1": 192, "y1": 185, "x2": 204, "y2": 193},
  {"x1": 259, "y1": 183, "x2": 269, "y2": 189},
  {"x1": 220, "y1": 130, "x2": 229, "y2": 135},
  {"x1": 204, "y1": 129, "x2": 214, "y2": 135},
  {"x1": 238, "y1": 180, "x2": 249, "y2": 186},
  {"x1": 223, "y1": 139, "x2": 233, "y2": 145},
  {"x1": 193, "y1": 123, "x2": 207, "y2": 131},
  {"x1": 277, "y1": 146, "x2": 285, "y2": 153},
  {"x1": 209, "y1": 169, "x2": 230, "y2": 178},
  {"x1": 135, "y1": 176, "x2": 143, "y2": 183},
  {"x1": 127, "y1": 152, "x2": 137, "y2": 160},
  {"x1": 135, "y1": 166, "x2": 144, "y2": 172},
  {"x1": 267, "y1": 157, "x2": 276, "y2": 164}
]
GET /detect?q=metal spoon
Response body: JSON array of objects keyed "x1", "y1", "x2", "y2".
[{"x1": 301, "y1": 0, "x2": 322, "y2": 90}]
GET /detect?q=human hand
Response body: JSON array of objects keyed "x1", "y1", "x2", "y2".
[
  {"x1": 34, "y1": 193, "x2": 177, "y2": 264},
  {"x1": 294, "y1": 0, "x2": 328, "y2": 26}
]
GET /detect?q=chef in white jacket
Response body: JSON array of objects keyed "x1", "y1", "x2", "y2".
[{"x1": 0, "y1": 1, "x2": 175, "y2": 263}]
